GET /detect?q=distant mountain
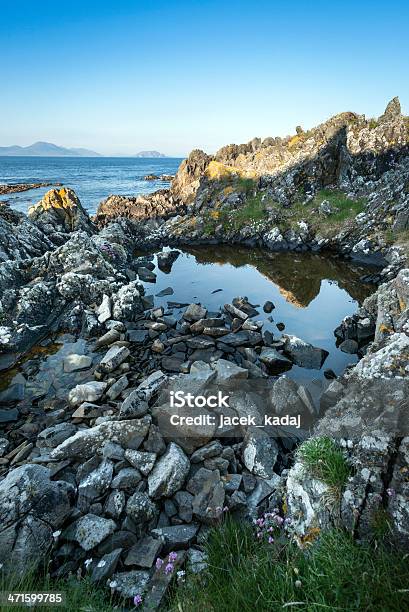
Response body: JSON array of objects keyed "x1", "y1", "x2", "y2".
[
  {"x1": 133, "y1": 151, "x2": 167, "y2": 158},
  {"x1": 0, "y1": 141, "x2": 101, "y2": 157}
]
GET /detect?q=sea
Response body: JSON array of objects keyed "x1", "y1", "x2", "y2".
[{"x1": 0, "y1": 157, "x2": 184, "y2": 215}]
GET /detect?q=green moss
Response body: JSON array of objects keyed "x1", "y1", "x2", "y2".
[
  {"x1": 168, "y1": 519, "x2": 409, "y2": 612},
  {"x1": 295, "y1": 436, "x2": 351, "y2": 492}
]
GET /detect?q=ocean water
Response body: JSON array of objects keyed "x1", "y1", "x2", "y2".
[{"x1": 0, "y1": 157, "x2": 183, "y2": 215}]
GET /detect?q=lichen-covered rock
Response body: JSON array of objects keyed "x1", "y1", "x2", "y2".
[
  {"x1": 28, "y1": 187, "x2": 93, "y2": 234},
  {"x1": 63, "y1": 514, "x2": 116, "y2": 551},
  {"x1": 148, "y1": 443, "x2": 190, "y2": 498}
]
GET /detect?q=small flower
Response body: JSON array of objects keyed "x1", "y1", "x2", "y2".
[
  {"x1": 109, "y1": 580, "x2": 118, "y2": 589},
  {"x1": 295, "y1": 580, "x2": 302, "y2": 588},
  {"x1": 256, "y1": 518, "x2": 265, "y2": 527},
  {"x1": 215, "y1": 506, "x2": 222, "y2": 513},
  {"x1": 268, "y1": 536, "x2": 274, "y2": 544},
  {"x1": 155, "y1": 557, "x2": 164, "y2": 569},
  {"x1": 274, "y1": 515, "x2": 284, "y2": 526},
  {"x1": 84, "y1": 558, "x2": 93, "y2": 569},
  {"x1": 223, "y1": 506, "x2": 229, "y2": 512},
  {"x1": 165, "y1": 563, "x2": 174, "y2": 575},
  {"x1": 133, "y1": 594, "x2": 143, "y2": 607},
  {"x1": 256, "y1": 531, "x2": 263, "y2": 538},
  {"x1": 97, "y1": 560, "x2": 106, "y2": 568},
  {"x1": 177, "y1": 570, "x2": 186, "y2": 583},
  {"x1": 168, "y1": 552, "x2": 178, "y2": 562},
  {"x1": 268, "y1": 527, "x2": 274, "y2": 533},
  {"x1": 387, "y1": 488, "x2": 396, "y2": 497},
  {"x1": 52, "y1": 530, "x2": 61, "y2": 539}
]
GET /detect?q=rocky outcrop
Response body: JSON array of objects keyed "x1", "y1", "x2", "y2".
[
  {"x1": 28, "y1": 187, "x2": 93, "y2": 235},
  {"x1": 95, "y1": 189, "x2": 182, "y2": 227}
]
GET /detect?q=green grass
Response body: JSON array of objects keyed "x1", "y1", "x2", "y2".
[
  {"x1": 202, "y1": 192, "x2": 268, "y2": 235},
  {"x1": 0, "y1": 568, "x2": 116, "y2": 612},
  {"x1": 295, "y1": 436, "x2": 351, "y2": 492},
  {"x1": 169, "y1": 518, "x2": 409, "y2": 612}
]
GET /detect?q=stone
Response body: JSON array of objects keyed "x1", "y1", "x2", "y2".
[
  {"x1": 0, "y1": 465, "x2": 74, "y2": 577},
  {"x1": 259, "y1": 347, "x2": 292, "y2": 372},
  {"x1": 104, "y1": 490, "x2": 126, "y2": 519},
  {"x1": 138, "y1": 267, "x2": 157, "y2": 282},
  {"x1": 124, "y1": 535, "x2": 162, "y2": 568},
  {"x1": 174, "y1": 490, "x2": 194, "y2": 522},
  {"x1": 190, "y1": 441, "x2": 223, "y2": 463},
  {"x1": 0, "y1": 437, "x2": 10, "y2": 457},
  {"x1": 111, "y1": 467, "x2": 141, "y2": 490},
  {"x1": 270, "y1": 376, "x2": 316, "y2": 418},
  {"x1": 157, "y1": 250, "x2": 180, "y2": 273},
  {"x1": 97, "y1": 294, "x2": 112, "y2": 323},
  {"x1": 64, "y1": 513, "x2": 116, "y2": 551},
  {"x1": 91, "y1": 548, "x2": 122, "y2": 582},
  {"x1": 50, "y1": 417, "x2": 150, "y2": 460},
  {"x1": 124, "y1": 449, "x2": 157, "y2": 476},
  {"x1": 156, "y1": 286, "x2": 174, "y2": 297},
  {"x1": 95, "y1": 328, "x2": 120, "y2": 349},
  {"x1": 223, "y1": 473, "x2": 242, "y2": 493},
  {"x1": 150, "y1": 524, "x2": 199, "y2": 552},
  {"x1": 263, "y1": 300, "x2": 275, "y2": 313},
  {"x1": 214, "y1": 358, "x2": 248, "y2": 382},
  {"x1": 219, "y1": 331, "x2": 262, "y2": 347},
  {"x1": 242, "y1": 428, "x2": 279, "y2": 478},
  {"x1": 127, "y1": 329, "x2": 149, "y2": 344},
  {"x1": 282, "y1": 334, "x2": 329, "y2": 369},
  {"x1": 339, "y1": 339, "x2": 359, "y2": 354},
  {"x1": 63, "y1": 354, "x2": 92, "y2": 373},
  {"x1": 107, "y1": 375, "x2": 129, "y2": 400},
  {"x1": 68, "y1": 381, "x2": 107, "y2": 406},
  {"x1": 78, "y1": 459, "x2": 113, "y2": 507},
  {"x1": 99, "y1": 345, "x2": 130, "y2": 373},
  {"x1": 192, "y1": 469, "x2": 225, "y2": 524},
  {"x1": 0, "y1": 407, "x2": 19, "y2": 423},
  {"x1": 187, "y1": 548, "x2": 208, "y2": 574},
  {"x1": 224, "y1": 303, "x2": 248, "y2": 320},
  {"x1": 148, "y1": 443, "x2": 190, "y2": 498},
  {"x1": 110, "y1": 570, "x2": 150, "y2": 599},
  {"x1": 126, "y1": 492, "x2": 157, "y2": 523},
  {"x1": 183, "y1": 303, "x2": 207, "y2": 322},
  {"x1": 37, "y1": 423, "x2": 77, "y2": 448}
]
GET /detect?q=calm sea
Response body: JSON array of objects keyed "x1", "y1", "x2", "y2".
[{"x1": 0, "y1": 157, "x2": 183, "y2": 215}]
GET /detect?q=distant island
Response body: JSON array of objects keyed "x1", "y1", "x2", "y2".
[
  {"x1": 133, "y1": 150, "x2": 167, "y2": 158},
  {"x1": 0, "y1": 141, "x2": 101, "y2": 157}
]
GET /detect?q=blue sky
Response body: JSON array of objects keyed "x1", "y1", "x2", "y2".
[{"x1": 1, "y1": 0, "x2": 408, "y2": 156}]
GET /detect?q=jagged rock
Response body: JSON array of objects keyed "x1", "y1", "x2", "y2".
[
  {"x1": 37, "y1": 423, "x2": 77, "y2": 448},
  {"x1": 242, "y1": 427, "x2": 279, "y2": 478},
  {"x1": 124, "y1": 449, "x2": 157, "y2": 475},
  {"x1": 213, "y1": 358, "x2": 248, "y2": 382},
  {"x1": 91, "y1": 548, "x2": 122, "y2": 582},
  {"x1": 379, "y1": 96, "x2": 401, "y2": 122},
  {"x1": 64, "y1": 514, "x2": 116, "y2": 551},
  {"x1": 99, "y1": 345, "x2": 130, "y2": 373},
  {"x1": 104, "y1": 490, "x2": 126, "y2": 519},
  {"x1": 259, "y1": 347, "x2": 292, "y2": 372},
  {"x1": 68, "y1": 381, "x2": 107, "y2": 405},
  {"x1": 0, "y1": 465, "x2": 74, "y2": 577},
  {"x1": 111, "y1": 468, "x2": 141, "y2": 490},
  {"x1": 157, "y1": 250, "x2": 180, "y2": 272},
  {"x1": 192, "y1": 469, "x2": 225, "y2": 524},
  {"x1": 28, "y1": 187, "x2": 93, "y2": 234},
  {"x1": 50, "y1": 417, "x2": 150, "y2": 460},
  {"x1": 110, "y1": 570, "x2": 150, "y2": 598},
  {"x1": 282, "y1": 334, "x2": 329, "y2": 369},
  {"x1": 124, "y1": 535, "x2": 162, "y2": 568},
  {"x1": 97, "y1": 294, "x2": 112, "y2": 323},
  {"x1": 63, "y1": 354, "x2": 92, "y2": 372},
  {"x1": 148, "y1": 443, "x2": 190, "y2": 499},
  {"x1": 126, "y1": 492, "x2": 157, "y2": 522},
  {"x1": 150, "y1": 524, "x2": 199, "y2": 552},
  {"x1": 183, "y1": 303, "x2": 207, "y2": 322}
]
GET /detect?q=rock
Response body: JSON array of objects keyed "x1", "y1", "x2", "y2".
[
  {"x1": 174, "y1": 490, "x2": 194, "y2": 522},
  {"x1": 156, "y1": 286, "x2": 174, "y2": 297},
  {"x1": 183, "y1": 303, "x2": 207, "y2": 322},
  {"x1": 126, "y1": 492, "x2": 157, "y2": 523},
  {"x1": 187, "y1": 548, "x2": 208, "y2": 574},
  {"x1": 219, "y1": 331, "x2": 262, "y2": 347},
  {"x1": 50, "y1": 418, "x2": 150, "y2": 460},
  {"x1": 64, "y1": 514, "x2": 116, "y2": 551},
  {"x1": 138, "y1": 267, "x2": 157, "y2": 282},
  {"x1": 97, "y1": 294, "x2": 112, "y2": 323},
  {"x1": 190, "y1": 441, "x2": 223, "y2": 463},
  {"x1": 157, "y1": 250, "x2": 180, "y2": 273},
  {"x1": 0, "y1": 465, "x2": 74, "y2": 577},
  {"x1": 112, "y1": 281, "x2": 145, "y2": 321},
  {"x1": 259, "y1": 347, "x2": 292, "y2": 372},
  {"x1": 150, "y1": 524, "x2": 199, "y2": 552},
  {"x1": 28, "y1": 187, "x2": 93, "y2": 234},
  {"x1": 124, "y1": 449, "x2": 157, "y2": 475},
  {"x1": 111, "y1": 468, "x2": 141, "y2": 490},
  {"x1": 213, "y1": 358, "x2": 248, "y2": 382},
  {"x1": 263, "y1": 301, "x2": 275, "y2": 313},
  {"x1": 105, "y1": 490, "x2": 126, "y2": 519},
  {"x1": 119, "y1": 371, "x2": 167, "y2": 419},
  {"x1": 37, "y1": 423, "x2": 77, "y2": 448},
  {"x1": 68, "y1": 381, "x2": 107, "y2": 406},
  {"x1": 224, "y1": 303, "x2": 248, "y2": 320},
  {"x1": 107, "y1": 375, "x2": 129, "y2": 400},
  {"x1": 110, "y1": 570, "x2": 150, "y2": 599},
  {"x1": 148, "y1": 443, "x2": 190, "y2": 499},
  {"x1": 0, "y1": 437, "x2": 10, "y2": 457},
  {"x1": 379, "y1": 96, "x2": 401, "y2": 122},
  {"x1": 78, "y1": 459, "x2": 113, "y2": 508},
  {"x1": 95, "y1": 328, "x2": 120, "y2": 349},
  {"x1": 0, "y1": 407, "x2": 19, "y2": 423},
  {"x1": 91, "y1": 548, "x2": 122, "y2": 582},
  {"x1": 282, "y1": 334, "x2": 329, "y2": 369},
  {"x1": 124, "y1": 535, "x2": 162, "y2": 568},
  {"x1": 63, "y1": 354, "x2": 92, "y2": 373},
  {"x1": 270, "y1": 376, "x2": 316, "y2": 418},
  {"x1": 339, "y1": 339, "x2": 359, "y2": 354},
  {"x1": 242, "y1": 428, "x2": 279, "y2": 478},
  {"x1": 192, "y1": 469, "x2": 225, "y2": 524},
  {"x1": 99, "y1": 346, "x2": 130, "y2": 373},
  {"x1": 127, "y1": 329, "x2": 149, "y2": 344}
]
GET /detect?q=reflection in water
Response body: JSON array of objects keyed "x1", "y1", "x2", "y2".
[{"x1": 186, "y1": 247, "x2": 376, "y2": 308}]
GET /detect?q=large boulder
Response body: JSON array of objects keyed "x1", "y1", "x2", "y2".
[
  {"x1": 0, "y1": 465, "x2": 74, "y2": 577},
  {"x1": 28, "y1": 187, "x2": 93, "y2": 234}
]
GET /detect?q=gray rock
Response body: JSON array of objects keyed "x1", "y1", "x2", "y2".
[
  {"x1": 91, "y1": 548, "x2": 122, "y2": 582},
  {"x1": 68, "y1": 381, "x2": 107, "y2": 406},
  {"x1": 151, "y1": 524, "x2": 199, "y2": 552},
  {"x1": 63, "y1": 354, "x2": 92, "y2": 373},
  {"x1": 259, "y1": 347, "x2": 292, "y2": 372},
  {"x1": 104, "y1": 490, "x2": 126, "y2": 519},
  {"x1": 263, "y1": 301, "x2": 275, "y2": 313},
  {"x1": 224, "y1": 303, "x2": 248, "y2": 320},
  {"x1": 37, "y1": 423, "x2": 77, "y2": 448},
  {"x1": 126, "y1": 492, "x2": 157, "y2": 523},
  {"x1": 190, "y1": 441, "x2": 223, "y2": 463},
  {"x1": 111, "y1": 467, "x2": 141, "y2": 490},
  {"x1": 214, "y1": 358, "x2": 248, "y2": 382},
  {"x1": 192, "y1": 469, "x2": 225, "y2": 524},
  {"x1": 99, "y1": 346, "x2": 130, "y2": 373},
  {"x1": 0, "y1": 437, "x2": 10, "y2": 457},
  {"x1": 183, "y1": 303, "x2": 207, "y2": 322},
  {"x1": 110, "y1": 570, "x2": 150, "y2": 598},
  {"x1": 124, "y1": 449, "x2": 157, "y2": 476},
  {"x1": 138, "y1": 267, "x2": 157, "y2": 282},
  {"x1": 97, "y1": 294, "x2": 112, "y2": 324},
  {"x1": 282, "y1": 334, "x2": 329, "y2": 369},
  {"x1": 174, "y1": 490, "x2": 194, "y2": 522},
  {"x1": 339, "y1": 339, "x2": 359, "y2": 354},
  {"x1": 219, "y1": 331, "x2": 262, "y2": 347},
  {"x1": 187, "y1": 548, "x2": 208, "y2": 574},
  {"x1": 124, "y1": 535, "x2": 162, "y2": 568},
  {"x1": 148, "y1": 443, "x2": 190, "y2": 498},
  {"x1": 78, "y1": 459, "x2": 113, "y2": 507},
  {"x1": 64, "y1": 514, "x2": 116, "y2": 551},
  {"x1": 107, "y1": 375, "x2": 129, "y2": 400},
  {"x1": 242, "y1": 428, "x2": 279, "y2": 478},
  {"x1": 127, "y1": 329, "x2": 149, "y2": 344}
]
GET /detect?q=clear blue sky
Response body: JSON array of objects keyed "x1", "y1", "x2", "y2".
[{"x1": 1, "y1": 0, "x2": 408, "y2": 156}]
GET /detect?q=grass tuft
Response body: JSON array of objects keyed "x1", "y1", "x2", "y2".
[{"x1": 295, "y1": 436, "x2": 351, "y2": 491}]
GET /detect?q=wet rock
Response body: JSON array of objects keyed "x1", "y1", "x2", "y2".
[
  {"x1": 50, "y1": 417, "x2": 150, "y2": 460},
  {"x1": 224, "y1": 303, "x2": 248, "y2": 320},
  {"x1": 183, "y1": 303, "x2": 207, "y2": 322},
  {"x1": 0, "y1": 465, "x2": 74, "y2": 577},
  {"x1": 263, "y1": 300, "x2": 275, "y2": 313},
  {"x1": 339, "y1": 339, "x2": 359, "y2": 354},
  {"x1": 138, "y1": 267, "x2": 157, "y2": 282},
  {"x1": 148, "y1": 443, "x2": 190, "y2": 499},
  {"x1": 126, "y1": 492, "x2": 157, "y2": 523},
  {"x1": 157, "y1": 250, "x2": 180, "y2": 273},
  {"x1": 99, "y1": 345, "x2": 130, "y2": 373},
  {"x1": 242, "y1": 428, "x2": 279, "y2": 478},
  {"x1": 68, "y1": 381, "x2": 108, "y2": 406},
  {"x1": 282, "y1": 334, "x2": 329, "y2": 369},
  {"x1": 156, "y1": 286, "x2": 174, "y2": 297},
  {"x1": 124, "y1": 535, "x2": 162, "y2": 568},
  {"x1": 259, "y1": 347, "x2": 292, "y2": 372}
]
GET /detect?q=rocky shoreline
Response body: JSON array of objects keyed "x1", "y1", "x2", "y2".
[{"x1": 0, "y1": 99, "x2": 408, "y2": 607}]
